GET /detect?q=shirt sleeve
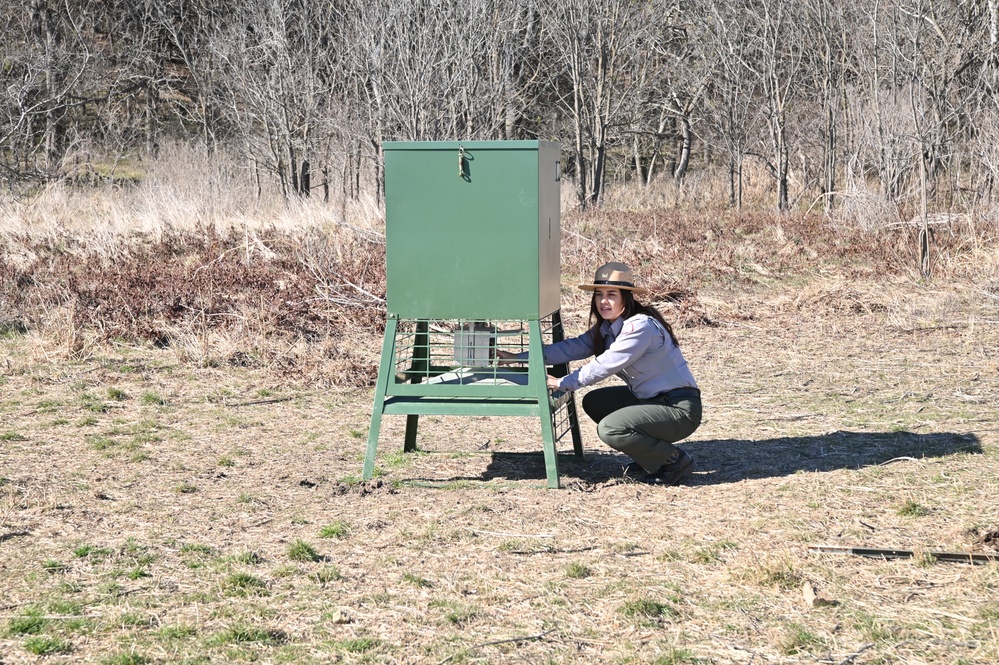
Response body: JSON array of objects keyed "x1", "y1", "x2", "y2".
[
  {"x1": 507, "y1": 332, "x2": 595, "y2": 364},
  {"x1": 557, "y1": 317, "x2": 655, "y2": 392}
]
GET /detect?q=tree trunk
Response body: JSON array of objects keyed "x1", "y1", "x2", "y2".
[
  {"x1": 32, "y1": 0, "x2": 65, "y2": 172},
  {"x1": 674, "y1": 114, "x2": 692, "y2": 182}
]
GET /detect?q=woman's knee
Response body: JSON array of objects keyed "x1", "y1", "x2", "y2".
[
  {"x1": 581, "y1": 391, "x2": 608, "y2": 422},
  {"x1": 596, "y1": 418, "x2": 627, "y2": 450}
]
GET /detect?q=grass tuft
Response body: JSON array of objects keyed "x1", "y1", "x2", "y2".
[
  {"x1": 23, "y1": 635, "x2": 73, "y2": 655},
  {"x1": 222, "y1": 572, "x2": 269, "y2": 597},
  {"x1": 318, "y1": 521, "x2": 351, "y2": 539},
  {"x1": 7, "y1": 609, "x2": 46, "y2": 636},
  {"x1": 620, "y1": 597, "x2": 678, "y2": 623},
  {"x1": 209, "y1": 624, "x2": 285, "y2": 645},
  {"x1": 780, "y1": 623, "x2": 826, "y2": 655},
  {"x1": 898, "y1": 499, "x2": 931, "y2": 517},
  {"x1": 287, "y1": 539, "x2": 321, "y2": 562},
  {"x1": 101, "y1": 653, "x2": 150, "y2": 665}
]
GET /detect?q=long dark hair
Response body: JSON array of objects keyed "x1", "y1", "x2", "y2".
[{"x1": 588, "y1": 290, "x2": 679, "y2": 355}]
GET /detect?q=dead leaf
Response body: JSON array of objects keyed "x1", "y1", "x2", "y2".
[
  {"x1": 328, "y1": 609, "x2": 352, "y2": 624},
  {"x1": 802, "y1": 581, "x2": 835, "y2": 608}
]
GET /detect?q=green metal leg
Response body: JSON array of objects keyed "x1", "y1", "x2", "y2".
[
  {"x1": 530, "y1": 319, "x2": 560, "y2": 488},
  {"x1": 403, "y1": 415, "x2": 420, "y2": 452},
  {"x1": 403, "y1": 320, "x2": 430, "y2": 452},
  {"x1": 363, "y1": 317, "x2": 399, "y2": 480}
]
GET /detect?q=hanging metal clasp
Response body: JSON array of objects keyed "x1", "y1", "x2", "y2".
[{"x1": 458, "y1": 145, "x2": 465, "y2": 179}]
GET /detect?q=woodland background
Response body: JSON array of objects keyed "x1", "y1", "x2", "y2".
[{"x1": 4, "y1": 0, "x2": 999, "y2": 218}]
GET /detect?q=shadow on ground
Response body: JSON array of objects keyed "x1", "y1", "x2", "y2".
[{"x1": 407, "y1": 430, "x2": 983, "y2": 486}]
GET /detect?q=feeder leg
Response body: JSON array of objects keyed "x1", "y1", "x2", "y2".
[
  {"x1": 363, "y1": 317, "x2": 399, "y2": 480},
  {"x1": 403, "y1": 415, "x2": 420, "y2": 452},
  {"x1": 402, "y1": 320, "x2": 431, "y2": 452},
  {"x1": 530, "y1": 319, "x2": 560, "y2": 488}
]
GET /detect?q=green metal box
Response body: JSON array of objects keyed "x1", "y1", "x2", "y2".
[{"x1": 384, "y1": 140, "x2": 562, "y2": 320}]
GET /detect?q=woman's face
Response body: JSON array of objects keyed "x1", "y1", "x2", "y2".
[{"x1": 593, "y1": 287, "x2": 626, "y2": 321}]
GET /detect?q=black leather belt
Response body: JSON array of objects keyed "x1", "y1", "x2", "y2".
[{"x1": 655, "y1": 387, "x2": 700, "y2": 400}]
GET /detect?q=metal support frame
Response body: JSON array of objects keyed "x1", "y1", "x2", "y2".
[{"x1": 363, "y1": 311, "x2": 583, "y2": 488}]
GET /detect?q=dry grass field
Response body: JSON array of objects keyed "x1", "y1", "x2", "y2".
[{"x1": 2, "y1": 180, "x2": 999, "y2": 664}]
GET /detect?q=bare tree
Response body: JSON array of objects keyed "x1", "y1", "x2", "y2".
[
  {"x1": 541, "y1": 0, "x2": 645, "y2": 209},
  {"x1": 704, "y1": 1, "x2": 765, "y2": 208},
  {"x1": 742, "y1": 0, "x2": 807, "y2": 211}
]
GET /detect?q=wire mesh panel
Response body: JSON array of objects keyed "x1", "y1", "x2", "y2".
[{"x1": 390, "y1": 316, "x2": 563, "y2": 386}]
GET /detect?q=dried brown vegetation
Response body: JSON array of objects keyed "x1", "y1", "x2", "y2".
[{"x1": 5, "y1": 207, "x2": 987, "y2": 383}]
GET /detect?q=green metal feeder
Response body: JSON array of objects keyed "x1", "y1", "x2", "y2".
[{"x1": 362, "y1": 140, "x2": 583, "y2": 488}]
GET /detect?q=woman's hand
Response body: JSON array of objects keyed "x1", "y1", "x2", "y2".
[
  {"x1": 494, "y1": 350, "x2": 521, "y2": 365},
  {"x1": 547, "y1": 375, "x2": 560, "y2": 391}
]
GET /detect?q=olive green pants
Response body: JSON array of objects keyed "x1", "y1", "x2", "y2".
[{"x1": 581, "y1": 386, "x2": 702, "y2": 473}]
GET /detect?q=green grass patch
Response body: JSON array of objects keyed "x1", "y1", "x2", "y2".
[
  {"x1": 287, "y1": 539, "x2": 320, "y2": 562},
  {"x1": 690, "y1": 540, "x2": 738, "y2": 564},
  {"x1": 86, "y1": 434, "x2": 119, "y2": 452},
  {"x1": 231, "y1": 551, "x2": 265, "y2": 565},
  {"x1": 313, "y1": 566, "x2": 343, "y2": 585},
  {"x1": 429, "y1": 599, "x2": 478, "y2": 626},
  {"x1": 780, "y1": 622, "x2": 826, "y2": 655},
  {"x1": 126, "y1": 566, "x2": 150, "y2": 580},
  {"x1": 74, "y1": 544, "x2": 114, "y2": 561},
  {"x1": 6, "y1": 608, "x2": 47, "y2": 635},
  {"x1": 223, "y1": 572, "x2": 269, "y2": 596},
  {"x1": 208, "y1": 624, "x2": 285, "y2": 646},
  {"x1": 401, "y1": 572, "x2": 432, "y2": 588},
  {"x1": 157, "y1": 624, "x2": 197, "y2": 640},
  {"x1": 897, "y1": 499, "x2": 930, "y2": 517},
  {"x1": 336, "y1": 636, "x2": 380, "y2": 653},
  {"x1": 180, "y1": 543, "x2": 214, "y2": 556},
  {"x1": 653, "y1": 647, "x2": 700, "y2": 664},
  {"x1": 101, "y1": 653, "x2": 150, "y2": 665},
  {"x1": 107, "y1": 388, "x2": 129, "y2": 401},
  {"x1": 620, "y1": 597, "x2": 678, "y2": 624},
  {"x1": 79, "y1": 392, "x2": 110, "y2": 413},
  {"x1": 42, "y1": 558, "x2": 69, "y2": 573},
  {"x1": 34, "y1": 398, "x2": 64, "y2": 414},
  {"x1": 754, "y1": 561, "x2": 803, "y2": 590},
  {"x1": 852, "y1": 612, "x2": 899, "y2": 643},
  {"x1": 23, "y1": 635, "x2": 73, "y2": 655},
  {"x1": 140, "y1": 391, "x2": 165, "y2": 406},
  {"x1": 318, "y1": 521, "x2": 351, "y2": 539},
  {"x1": 564, "y1": 561, "x2": 592, "y2": 579},
  {"x1": 0, "y1": 430, "x2": 27, "y2": 441}
]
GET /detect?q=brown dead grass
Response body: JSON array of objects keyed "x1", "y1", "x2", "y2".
[{"x1": 1, "y1": 209, "x2": 998, "y2": 664}]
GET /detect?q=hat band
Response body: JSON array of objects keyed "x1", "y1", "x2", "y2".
[{"x1": 594, "y1": 279, "x2": 636, "y2": 288}]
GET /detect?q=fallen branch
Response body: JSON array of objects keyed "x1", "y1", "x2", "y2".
[
  {"x1": 435, "y1": 629, "x2": 556, "y2": 665},
  {"x1": 810, "y1": 544, "x2": 999, "y2": 564}
]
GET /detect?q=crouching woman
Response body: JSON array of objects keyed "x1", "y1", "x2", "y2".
[{"x1": 497, "y1": 262, "x2": 701, "y2": 485}]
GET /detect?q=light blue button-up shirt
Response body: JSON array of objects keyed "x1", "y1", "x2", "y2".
[{"x1": 529, "y1": 314, "x2": 698, "y2": 399}]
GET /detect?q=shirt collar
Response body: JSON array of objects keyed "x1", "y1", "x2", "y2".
[{"x1": 600, "y1": 317, "x2": 625, "y2": 338}]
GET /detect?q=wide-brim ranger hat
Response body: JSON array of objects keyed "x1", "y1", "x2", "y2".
[{"x1": 578, "y1": 261, "x2": 647, "y2": 295}]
